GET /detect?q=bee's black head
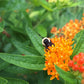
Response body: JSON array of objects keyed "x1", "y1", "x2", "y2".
[
  {"x1": 42, "y1": 37, "x2": 53, "y2": 49},
  {"x1": 43, "y1": 39, "x2": 50, "y2": 45}
]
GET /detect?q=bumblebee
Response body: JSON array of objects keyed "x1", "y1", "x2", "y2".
[{"x1": 42, "y1": 37, "x2": 53, "y2": 49}]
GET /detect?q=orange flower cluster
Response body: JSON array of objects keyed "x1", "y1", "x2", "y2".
[
  {"x1": 68, "y1": 52, "x2": 84, "y2": 72},
  {"x1": 62, "y1": 19, "x2": 82, "y2": 39},
  {"x1": 51, "y1": 14, "x2": 84, "y2": 39},
  {"x1": 43, "y1": 37, "x2": 73, "y2": 80},
  {"x1": 43, "y1": 14, "x2": 84, "y2": 80}
]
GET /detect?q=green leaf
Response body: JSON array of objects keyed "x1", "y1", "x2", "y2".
[
  {"x1": 25, "y1": 26, "x2": 44, "y2": 55},
  {"x1": 0, "y1": 77, "x2": 8, "y2": 84},
  {"x1": 23, "y1": 12, "x2": 32, "y2": 28},
  {"x1": 24, "y1": 12, "x2": 42, "y2": 45},
  {"x1": 39, "y1": 0, "x2": 53, "y2": 11},
  {"x1": 71, "y1": 30, "x2": 84, "y2": 59},
  {"x1": 0, "y1": 59, "x2": 9, "y2": 71},
  {"x1": 0, "y1": 53, "x2": 45, "y2": 70},
  {"x1": 11, "y1": 38, "x2": 40, "y2": 56},
  {"x1": 4, "y1": 65, "x2": 34, "y2": 74},
  {"x1": 8, "y1": 12, "x2": 26, "y2": 35},
  {"x1": 24, "y1": 12, "x2": 44, "y2": 55},
  {"x1": 29, "y1": 11, "x2": 41, "y2": 18},
  {"x1": 31, "y1": 0, "x2": 53, "y2": 11},
  {"x1": 0, "y1": 27, "x2": 4, "y2": 33},
  {"x1": 69, "y1": 1, "x2": 83, "y2": 7},
  {"x1": 31, "y1": 0, "x2": 40, "y2": 6},
  {"x1": 6, "y1": 78, "x2": 29, "y2": 84},
  {"x1": 35, "y1": 25, "x2": 47, "y2": 37},
  {"x1": 77, "y1": 42, "x2": 84, "y2": 53},
  {"x1": 9, "y1": 25, "x2": 25, "y2": 35},
  {"x1": 55, "y1": 65, "x2": 77, "y2": 84}
]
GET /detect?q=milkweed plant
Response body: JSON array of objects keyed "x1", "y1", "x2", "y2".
[{"x1": 0, "y1": 0, "x2": 84, "y2": 84}]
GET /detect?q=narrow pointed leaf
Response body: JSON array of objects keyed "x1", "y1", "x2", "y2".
[
  {"x1": 24, "y1": 12, "x2": 44, "y2": 55},
  {"x1": 24, "y1": 12, "x2": 43, "y2": 45},
  {"x1": 35, "y1": 25, "x2": 47, "y2": 37},
  {"x1": 0, "y1": 53, "x2": 45, "y2": 70},
  {"x1": 71, "y1": 30, "x2": 84, "y2": 59},
  {"x1": 39, "y1": 0, "x2": 53, "y2": 11},
  {"x1": 11, "y1": 38, "x2": 40, "y2": 56},
  {"x1": 55, "y1": 65, "x2": 77, "y2": 84},
  {"x1": 25, "y1": 24, "x2": 44, "y2": 56}
]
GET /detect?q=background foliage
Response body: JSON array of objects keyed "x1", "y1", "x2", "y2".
[{"x1": 0, "y1": 0, "x2": 84, "y2": 84}]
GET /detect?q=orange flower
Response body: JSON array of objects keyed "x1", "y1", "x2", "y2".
[
  {"x1": 51, "y1": 14, "x2": 84, "y2": 39},
  {"x1": 43, "y1": 37, "x2": 73, "y2": 80},
  {"x1": 83, "y1": 13, "x2": 84, "y2": 16},
  {"x1": 80, "y1": 14, "x2": 84, "y2": 29},
  {"x1": 51, "y1": 27, "x2": 57, "y2": 34},
  {"x1": 51, "y1": 27, "x2": 62, "y2": 36},
  {"x1": 26, "y1": 9, "x2": 29, "y2": 13},
  {"x1": 62, "y1": 19, "x2": 82, "y2": 39}
]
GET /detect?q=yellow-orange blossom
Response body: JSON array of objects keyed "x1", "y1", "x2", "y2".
[
  {"x1": 43, "y1": 37, "x2": 73, "y2": 80},
  {"x1": 43, "y1": 14, "x2": 84, "y2": 80},
  {"x1": 51, "y1": 15, "x2": 84, "y2": 39}
]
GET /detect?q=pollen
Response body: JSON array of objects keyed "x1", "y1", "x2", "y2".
[{"x1": 43, "y1": 37, "x2": 73, "y2": 80}]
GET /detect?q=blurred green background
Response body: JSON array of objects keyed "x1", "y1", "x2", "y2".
[{"x1": 0, "y1": 0, "x2": 84, "y2": 84}]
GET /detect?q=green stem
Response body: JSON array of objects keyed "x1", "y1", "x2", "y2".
[{"x1": 77, "y1": 79, "x2": 79, "y2": 84}]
